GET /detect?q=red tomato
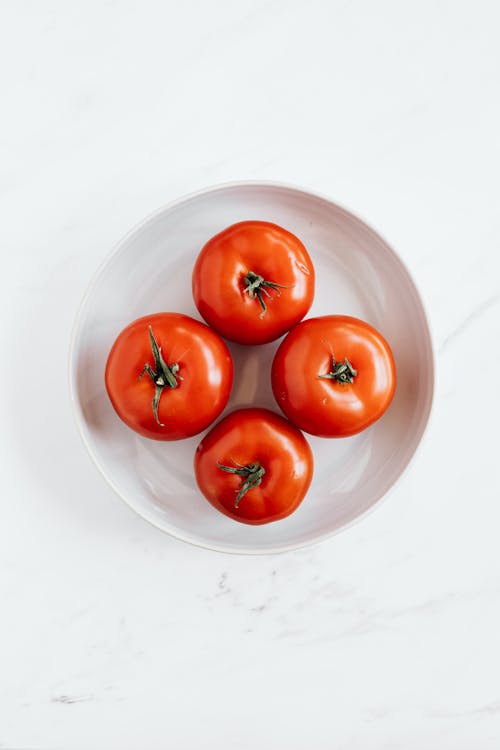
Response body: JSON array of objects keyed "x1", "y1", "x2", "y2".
[
  {"x1": 271, "y1": 316, "x2": 396, "y2": 437},
  {"x1": 192, "y1": 221, "x2": 315, "y2": 345},
  {"x1": 105, "y1": 313, "x2": 233, "y2": 440},
  {"x1": 194, "y1": 408, "x2": 313, "y2": 524}
]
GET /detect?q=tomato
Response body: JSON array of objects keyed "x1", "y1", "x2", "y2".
[
  {"x1": 194, "y1": 408, "x2": 313, "y2": 524},
  {"x1": 271, "y1": 316, "x2": 396, "y2": 437},
  {"x1": 105, "y1": 313, "x2": 233, "y2": 440},
  {"x1": 192, "y1": 221, "x2": 314, "y2": 345}
]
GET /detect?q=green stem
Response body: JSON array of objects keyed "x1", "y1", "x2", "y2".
[
  {"x1": 139, "y1": 326, "x2": 182, "y2": 425},
  {"x1": 243, "y1": 270, "x2": 293, "y2": 319},
  {"x1": 319, "y1": 354, "x2": 357, "y2": 385},
  {"x1": 217, "y1": 460, "x2": 266, "y2": 507}
]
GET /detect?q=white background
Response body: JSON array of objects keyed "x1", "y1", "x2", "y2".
[{"x1": 1, "y1": 1, "x2": 500, "y2": 748}]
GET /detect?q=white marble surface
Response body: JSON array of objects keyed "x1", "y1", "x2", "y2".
[{"x1": 1, "y1": 0, "x2": 500, "y2": 747}]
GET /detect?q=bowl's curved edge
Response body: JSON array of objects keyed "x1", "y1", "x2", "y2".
[{"x1": 68, "y1": 179, "x2": 436, "y2": 555}]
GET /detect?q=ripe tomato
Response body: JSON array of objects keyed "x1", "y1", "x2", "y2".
[
  {"x1": 271, "y1": 316, "x2": 396, "y2": 437},
  {"x1": 105, "y1": 313, "x2": 233, "y2": 440},
  {"x1": 192, "y1": 221, "x2": 315, "y2": 345},
  {"x1": 194, "y1": 408, "x2": 313, "y2": 524}
]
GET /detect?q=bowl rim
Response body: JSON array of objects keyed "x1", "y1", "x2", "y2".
[{"x1": 68, "y1": 179, "x2": 436, "y2": 555}]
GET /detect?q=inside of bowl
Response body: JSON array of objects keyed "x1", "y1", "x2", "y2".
[{"x1": 71, "y1": 184, "x2": 434, "y2": 553}]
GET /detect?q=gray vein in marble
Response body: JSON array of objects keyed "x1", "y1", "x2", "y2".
[
  {"x1": 432, "y1": 700, "x2": 500, "y2": 718},
  {"x1": 250, "y1": 594, "x2": 279, "y2": 614},
  {"x1": 51, "y1": 694, "x2": 93, "y2": 704},
  {"x1": 274, "y1": 585, "x2": 500, "y2": 644},
  {"x1": 440, "y1": 290, "x2": 500, "y2": 353},
  {"x1": 214, "y1": 571, "x2": 231, "y2": 598}
]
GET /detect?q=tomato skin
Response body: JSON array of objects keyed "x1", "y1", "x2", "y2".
[
  {"x1": 194, "y1": 408, "x2": 313, "y2": 524},
  {"x1": 105, "y1": 313, "x2": 233, "y2": 440},
  {"x1": 271, "y1": 316, "x2": 396, "y2": 438},
  {"x1": 192, "y1": 221, "x2": 315, "y2": 345}
]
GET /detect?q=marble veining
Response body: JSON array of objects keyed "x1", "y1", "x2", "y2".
[{"x1": 1, "y1": 0, "x2": 500, "y2": 748}]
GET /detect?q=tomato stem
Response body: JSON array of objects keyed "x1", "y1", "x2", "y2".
[
  {"x1": 139, "y1": 326, "x2": 182, "y2": 425},
  {"x1": 319, "y1": 354, "x2": 357, "y2": 385},
  {"x1": 243, "y1": 270, "x2": 292, "y2": 319},
  {"x1": 217, "y1": 460, "x2": 266, "y2": 507}
]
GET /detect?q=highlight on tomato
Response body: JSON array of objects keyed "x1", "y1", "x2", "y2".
[
  {"x1": 192, "y1": 221, "x2": 315, "y2": 345},
  {"x1": 105, "y1": 312, "x2": 233, "y2": 440},
  {"x1": 271, "y1": 315, "x2": 396, "y2": 437},
  {"x1": 194, "y1": 408, "x2": 313, "y2": 524}
]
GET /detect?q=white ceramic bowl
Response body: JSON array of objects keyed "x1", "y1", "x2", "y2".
[{"x1": 69, "y1": 182, "x2": 434, "y2": 554}]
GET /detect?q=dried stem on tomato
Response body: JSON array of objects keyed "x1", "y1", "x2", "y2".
[
  {"x1": 243, "y1": 270, "x2": 292, "y2": 319},
  {"x1": 217, "y1": 460, "x2": 266, "y2": 507},
  {"x1": 319, "y1": 354, "x2": 357, "y2": 385},
  {"x1": 139, "y1": 326, "x2": 182, "y2": 425}
]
